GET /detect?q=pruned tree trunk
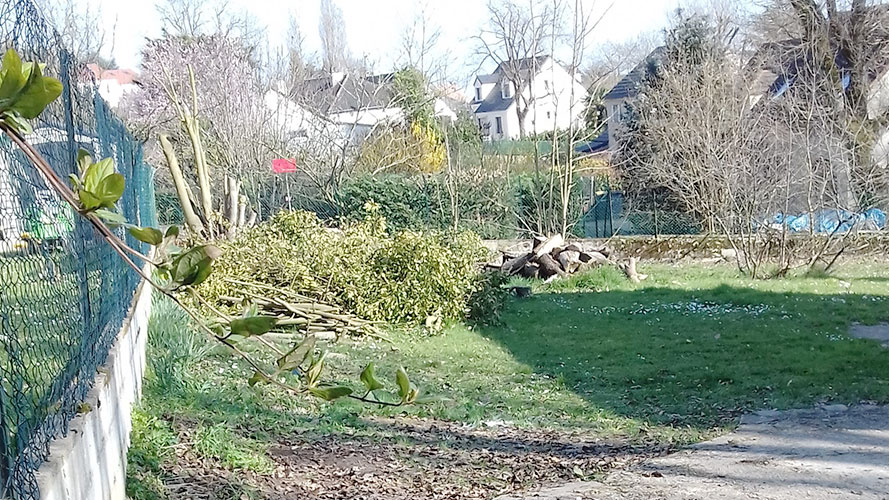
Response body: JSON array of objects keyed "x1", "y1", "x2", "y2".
[
  {"x1": 226, "y1": 176, "x2": 240, "y2": 238},
  {"x1": 160, "y1": 133, "x2": 205, "y2": 236},
  {"x1": 619, "y1": 257, "x2": 647, "y2": 283}
]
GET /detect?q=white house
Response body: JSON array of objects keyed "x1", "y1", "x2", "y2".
[
  {"x1": 598, "y1": 47, "x2": 666, "y2": 152},
  {"x1": 267, "y1": 72, "x2": 458, "y2": 148},
  {"x1": 86, "y1": 64, "x2": 141, "y2": 109},
  {"x1": 471, "y1": 56, "x2": 588, "y2": 140}
]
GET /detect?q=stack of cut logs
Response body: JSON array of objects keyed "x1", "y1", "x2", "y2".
[{"x1": 493, "y1": 234, "x2": 647, "y2": 283}]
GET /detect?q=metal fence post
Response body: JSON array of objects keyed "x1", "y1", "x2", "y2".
[
  {"x1": 654, "y1": 207, "x2": 660, "y2": 239},
  {"x1": 59, "y1": 50, "x2": 94, "y2": 358},
  {"x1": 0, "y1": 385, "x2": 9, "y2": 498}
]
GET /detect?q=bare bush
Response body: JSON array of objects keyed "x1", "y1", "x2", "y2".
[{"x1": 617, "y1": 9, "x2": 887, "y2": 277}]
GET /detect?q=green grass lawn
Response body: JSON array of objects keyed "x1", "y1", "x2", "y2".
[{"x1": 127, "y1": 261, "x2": 889, "y2": 499}]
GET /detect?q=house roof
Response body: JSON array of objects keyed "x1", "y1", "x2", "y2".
[
  {"x1": 474, "y1": 84, "x2": 514, "y2": 113},
  {"x1": 602, "y1": 46, "x2": 666, "y2": 101},
  {"x1": 295, "y1": 73, "x2": 396, "y2": 115},
  {"x1": 575, "y1": 126, "x2": 610, "y2": 154},
  {"x1": 473, "y1": 55, "x2": 553, "y2": 112},
  {"x1": 85, "y1": 63, "x2": 141, "y2": 85},
  {"x1": 476, "y1": 74, "x2": 499, "y2": 85},
  {"x1": 493, "y1": 55, "x2": 550, "y2": 80}
]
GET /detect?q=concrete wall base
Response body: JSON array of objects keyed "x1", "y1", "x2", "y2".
[{"x1": 34, "y1": 280, "x2": 152, "y2": 500}]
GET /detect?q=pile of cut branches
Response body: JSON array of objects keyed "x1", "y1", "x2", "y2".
[{"x1": 214, "y1": 279, "x2": 383, "y2": 340}]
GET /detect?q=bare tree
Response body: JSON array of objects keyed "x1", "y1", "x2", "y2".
[
  {"x1": 476, "y1": 0, "x2": 562, "y2": 138},
  {"x1": 121, "y1": 35, "x2": 284, "y2": 237},
  {"x1": 616, "y1": 10, "x2": 884, "y2": 277},
  {"x1": 156, "y1": 0, "x2": 264, "y2": 46},
  {"x1": 556, "y1": 0, "x2": 604, "y2": 236},
  {"x1": 286, "y1": 16, "x2": 313, "y2": 84},
  {"x1": 38, "y1": 0, "x2": 110, "y2": 63},
  {"x1": 752, "y1": 0, "x2": 889, "y2": 210},
  {"x1": 319, "y1": 0, "x2": 349, "y2": 72},
  {"x1": 586, "y1": 33, "x2": 661, "y2": 90},
  {"x1": 398, "y1": 3, "x2": 446, "y2": 83}
]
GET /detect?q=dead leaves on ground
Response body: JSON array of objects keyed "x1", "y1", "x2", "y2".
[{"x1": 153, "y1": 417, "x2": 670, "y2": 500}]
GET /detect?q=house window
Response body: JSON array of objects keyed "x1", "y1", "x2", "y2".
[
  {"x1": 495, "y1": 116, "x2": 503, "y2": 134},
  {"x1": 544, "y1": 79, "x2": 550, "y2": 90},
  {"x1": 612, "y1": 104, "x2": 619, "y2": 122},
  {"x1": 546, "y1": 111, "x2": 552, "y2": 119},
  {"x1": 502, "y1": 82, "x2": 513, "y2": 99},
  {"x1": 475, "y1": 86, "x2": 482, "y2": 101}
]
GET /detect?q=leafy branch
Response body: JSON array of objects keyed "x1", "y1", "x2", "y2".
[{"x1": 0, "y1": 48, "x2": 423, "y2": 406}]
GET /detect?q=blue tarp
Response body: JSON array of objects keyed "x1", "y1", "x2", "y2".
[{"x1": 772, "y1": 208, "x2": 887, "y2": 233}]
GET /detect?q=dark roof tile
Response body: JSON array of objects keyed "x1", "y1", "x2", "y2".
[{"x1": 602, "y1": 46, "x2": 666, "y2": 101}]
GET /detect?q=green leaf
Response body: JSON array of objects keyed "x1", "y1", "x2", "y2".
[
  {"x1": 305, "y1": 352, "x2": 326, "y2": 388},
  {"x1": 11, "y1": 63, "x2": 63, "y2": 119},
  {"x1": 78, "y1": 189, "x2": 101, "y2": 210},
  {"x1": 93, "y1": 209, "x2": 126, "y2": 226},
  {"x1": 395, "y1": 367, "x2": 410, "y2": 400},
  {"x1": 128, "y1": 226, "x2": 163, "y2": 245},
  {"x1": 228, "y1": 315, "x2": 278, "y2": 337},
  {"x1": 92, "y1": 158, "x2": 115, "y2": 187},
  {"x1": 83, "y1": 157, "x2": 114, "y2": 192},
  {"x1": 94, "y1": 172, "x2": 124, "y2": 207},
  {"x1": 164, "y1": 225, "x2": 179, "y2": 239},
  {"x1": 67, "y1": 173, "x2": 81, "y2": 190},
  {"x1": 277, "y1": 336, "x2": 316, "y2": 371},
  {"x1": 360, "y1": 363, "x2": 384, "y2": 392},
  {"x1": 247, "y1": 371, "x2": 264, "y2": 387},
  {"x1": 0, "y1": 49, "x2": 25, "y2": 99},
  {"x1": 309, "y1": 386, "x2": 353, "y2": 401},
  {"x1": 3, "y1": 111, "x2": 32, "y2": 134},
  {"x1": 170, "y1": 245, "x2": 219, "y2": 288},
  {"x1": 76, "y1": 149, "x2": 93, "y2": 175}
]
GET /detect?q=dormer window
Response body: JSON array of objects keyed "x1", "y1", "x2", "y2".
[
  {"x1": 475, "y1": 86, "x2": 482, "y2": 101},
  {"x1": 501, "y1": 80, "x2": 513, "y2": 99}
]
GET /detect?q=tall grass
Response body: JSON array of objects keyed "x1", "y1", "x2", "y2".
[{"x1": 145, "y1": 296, "x2": 212, "y2": 392}]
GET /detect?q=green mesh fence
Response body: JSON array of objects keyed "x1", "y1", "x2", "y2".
[
  {"x1": 0, "y1": 1, "x2": 155, "y2": 498},
  {"x1": 582, "y1": 191, "x2": 701, "y2": 238}
]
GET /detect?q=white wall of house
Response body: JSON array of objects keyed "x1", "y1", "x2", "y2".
[
  {"x1": 265, "y1": 90, "x2": 405, "y2": 147},
  {"x1": 96, "y1": 81, "x2": 139, "y2": 109},
  {"x1": 476, "y1": 103, "x2": 518, "y2": 141},
  {"x1": 867, "y1": 69, "x2": 889, "y2": 120},
  {"x1": 472, "y1": 56, "x2": 588, "y2": 140},
  {"x1": 473, "y1": 80, "x2": 496, "y2": 105},
  {"x1": 602, "y1": 97, "x2": 630, "y2": 149}
]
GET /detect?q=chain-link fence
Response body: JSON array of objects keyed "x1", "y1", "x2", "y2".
[
  {"x1": 0, "y1": 1, "x2": 156, "y2": 498},
  {"x1": 582, "y1": 190, "x2": 701, "y2": 238}
]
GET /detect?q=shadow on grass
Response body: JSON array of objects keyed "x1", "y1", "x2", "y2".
[{"x1": 474, "y1": 284, "x2": 889, "y2": 431}]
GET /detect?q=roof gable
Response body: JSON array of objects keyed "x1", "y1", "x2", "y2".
[
  {"x1": 602, "y1": 46, "x2": 666, "y2": 101},
  {"x1": 295, "y1": 73, "x2": 397, "y2": 115}
]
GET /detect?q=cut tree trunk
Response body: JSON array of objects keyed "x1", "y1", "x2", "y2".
[
  {"x1": 537, "y1": 253, "x2": 566, "y2": 279},
  {"x1": 502, "y1": 253, "x2": 533, "y2": 275},
  {"x1": 159, "y1": 133, "x2": 205, "y2": 236},
  {"x1": 619, "y1": 257, "x2": 648, "y2": 283},
  {"x1": 534, "y1": 234, "x2": 565, "y2": 258}
]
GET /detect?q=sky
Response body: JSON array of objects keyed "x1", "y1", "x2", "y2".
[{"x1": 93, "y1": 0, "x2": 687, "y2": 81}]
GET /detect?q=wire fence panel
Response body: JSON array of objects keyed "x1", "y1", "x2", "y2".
[
  {"x1": 582, "y1": 191, "x2": 701, "y2": 238},
  {"x1": 0, "y1": 1, "x2": 155, "y2": 498}
]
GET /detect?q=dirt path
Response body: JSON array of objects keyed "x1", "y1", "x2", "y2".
[{"x1": 497, "y1": 404, "x2": 889, "y2": 500}]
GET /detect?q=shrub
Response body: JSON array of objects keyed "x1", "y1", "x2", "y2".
[
  {"x1": 199, "y1": 205, "x2": 491, "y2": 324},
  {"x1": 336, "y1": 173, "x2": 550, "y2": 239}
]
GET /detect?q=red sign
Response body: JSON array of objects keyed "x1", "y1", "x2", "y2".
[{"x1": 272, "y1": 158, "x2": 297, "y2": 174}]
